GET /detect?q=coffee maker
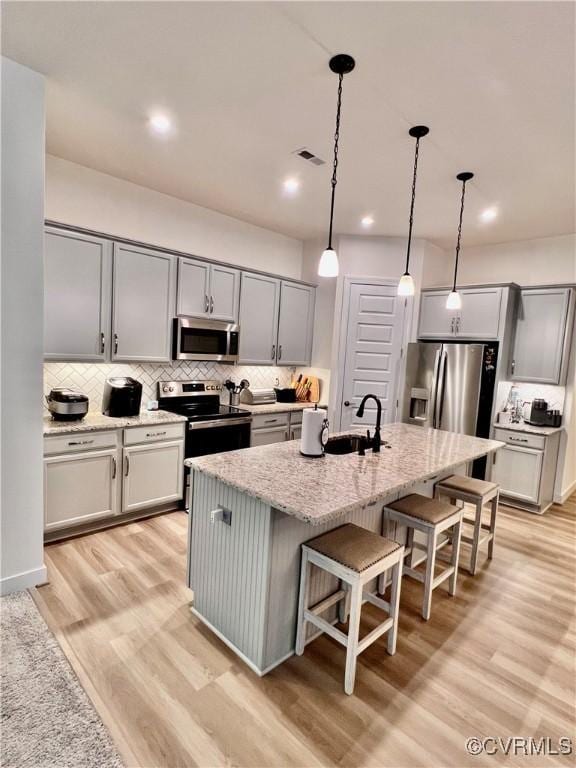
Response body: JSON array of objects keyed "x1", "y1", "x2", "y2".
[{"x1": 528, "y1": 399, "x2": 562, "y2": 428}]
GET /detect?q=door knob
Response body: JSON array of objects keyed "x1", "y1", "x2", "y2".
[{"x1": 344, "y1": 400, "x2": 350, "y2": 406}]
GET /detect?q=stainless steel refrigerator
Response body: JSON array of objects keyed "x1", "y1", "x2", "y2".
[{"x1": 402, "y1": 342, "x2": 498, "y2": 476}]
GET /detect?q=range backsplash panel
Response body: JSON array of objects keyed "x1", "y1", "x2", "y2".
[{"x1": 44, "y1": 362, "x2": 293, "y2": 414}]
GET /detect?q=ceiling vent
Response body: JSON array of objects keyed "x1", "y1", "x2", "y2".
[{"x1": 293, "y1": 147, "x2": 325, "y2": 166}]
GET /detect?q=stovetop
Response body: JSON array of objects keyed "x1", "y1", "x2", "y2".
[{"x1": 162, "y1": 402, "x2": 248, "y2": 422}]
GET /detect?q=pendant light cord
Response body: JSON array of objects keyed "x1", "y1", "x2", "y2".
[
  {"x1": 452, "y1": 179, "x2": 468, "y2": 291},
  {"x1": 327, "y1": 72, "x2": 343, "y2": 250},
  {"x1": 404, "y1": 136, "x2": 421, "y2": 275}
]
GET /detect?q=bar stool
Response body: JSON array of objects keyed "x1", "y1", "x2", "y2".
[
  {"x1": 295, "y1": 523, "x2": 404, "y2": 695},
  {"x1": 384, "y1": 494, "x2": 463, "y2": 621},
  {"x1": 434, "y1": 475, "x2": 499, "y2": 575}
]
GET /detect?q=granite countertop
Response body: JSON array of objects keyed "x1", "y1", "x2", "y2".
[
  {"x1": 186, "y1": 423, "x2": 504, "y2": 525},
  {"x1": 236, "y1": 402, "x2": 325, "y2": 415},
  {"x1": 492, "y1": 421, "x2": 563, "y2": 436},
  {"x1": 43, "y1": 409, "x2": 187, "y2": 436}
]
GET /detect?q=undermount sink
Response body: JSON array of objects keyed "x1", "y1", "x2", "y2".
[{"x1": 324, "y1": 434, "x2": 364, "y2": 455}]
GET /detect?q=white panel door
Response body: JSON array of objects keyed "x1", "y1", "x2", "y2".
[
  {"x1": 44, "y1": 448, "x2": 119, "y2": 531},
  {"x1": 44, "y1": 228, "x2": 112, "y2": 360},
  {"x1": 276, "y1": 281, "x2": 315, "y2": 366},
  {"x1": 418, "y1": 291, "x2": 455, "y2": 339},
  {"x1": 238, "y1": 273, "x2": 280, "y2": 364},
  {"x1": 492, "y1": 444, "x2": 543, "y2": 503},
  {"x1": 210, "y1": 264, "x2": 240, "y2": 322},
  {"x1": 340, "y1": 282, "x2": 405, "y2": 430},
  {"x1": 112, "y1": 244, "x2": 175, "y2": 361},
  {"x1": 458, "y1": 287, "x2": 502, "y2": 339},
  {"x1": 511, "y1": 288, "x2": 571, "y2": 384},
  {"x1": 122, "y1": 440, "x2": 184, "y2": 513},
  {"x1": 176, "y1": 257, "x2": 210, "y2": 317}
]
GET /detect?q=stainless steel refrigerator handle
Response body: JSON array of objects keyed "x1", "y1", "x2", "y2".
[
  {"x1": 431, "y1": 348, "x2": 442, "y2": 428},
  {"x1": 435, "y1": 350, "x2": 448, "y2": 429}
]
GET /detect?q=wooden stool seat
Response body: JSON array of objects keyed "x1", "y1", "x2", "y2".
[
  {"x1": 306, "y1": 523, "x2": 401, "y2": 572},
  {"x1": 385, "y1": 494, "x2": 464, "y2": 621},
  {"x1": 435, "y1": 474, "x2": 499, "y2": 576},
  {"x1": 295, "y1": 524, "x2": 404, "y2": 696}
]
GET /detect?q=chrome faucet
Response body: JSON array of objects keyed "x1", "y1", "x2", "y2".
[{"x1": 356, "y1": 394, "x2": 382, "y2": 453}]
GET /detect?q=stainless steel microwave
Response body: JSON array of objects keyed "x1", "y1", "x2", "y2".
[{"x1": 173, "y1": 317, "x2": 239, "y2": 362}]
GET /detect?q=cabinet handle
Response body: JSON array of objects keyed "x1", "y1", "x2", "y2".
[
  {"x1": 271, "y1": 344, "x2": 276, "y2": 360},
  {"x1": 124, "y1": 455, "x2": 130, "y2": 476},
  {"x1": 278, "y1": 345, "x2": 282, "y2": 360},
  {"x1": 511, "y1": 359, "x2": 516, "y2": 375},
  {"x1": 146, "y1": 431, "x2": 167, "y2": 438},
  {"x1": 210, "y1": 295, "x2": 214, "y2": 314},
  {"x1": 264, "y1": 419, "x2": 278, "y2": 424},
  {"x1": 284, "y1": 431, "x2": 289, "y2": 441},
  {"x1": 68, "y1": 439, "x2": 94, "y2": 446},
  {"x1": 510, "y1": 436, "x2": 528, "y2": 443},
  {"x1": 100, "y1": 332, "x2": 105, "y2": 354},
  {"x1": 114, "y1": 333, "x2": 119, "y2": 354},
  {"x1": 204, "y1": 294, "x2": 209, "y2": 313},
  {"x1": 112, "y1": 457, "x2": 117, "y2": 479}
]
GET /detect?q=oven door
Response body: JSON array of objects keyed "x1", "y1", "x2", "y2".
[
  {"x1": 185, "y1": 418, "x2": 251, "y2": 458},
  {"x1": 173, "y1": 317, "x2": 239, "y2": 362}
]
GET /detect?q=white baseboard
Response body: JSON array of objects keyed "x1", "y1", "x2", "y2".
[
  {"x1": 554, "y1": 479, "x2": 576, "y2": 506},
  {"x1": 0, "y1": 565, "x2": 47, "y2": 596}
]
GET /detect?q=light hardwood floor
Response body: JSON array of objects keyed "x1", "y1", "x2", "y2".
[{"x1": 34, "y1": 498, "x2": 575, "y2": 768}]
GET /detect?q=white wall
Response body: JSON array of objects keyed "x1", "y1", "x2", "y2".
[
  {"x1": 423, "y1": 233, "x2": 576, "y2": 288},
  {"x1": 46, "y1": 155, "x2": 303, "y2": 279},
  {"x1": 1, "y1": 58, "x2": 46, "y2": 594}
]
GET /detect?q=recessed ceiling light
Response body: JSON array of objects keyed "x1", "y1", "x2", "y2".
[
  {"x1": 148, "y1": 112, "x2": 173, "y2": 136},
  {"x1": 361, "y1": 215, "x2": 374, "y2": 228},
  {"x1": 480, "y1": 206, "x2": 498, "y2": 223},
  {"x1": 282, "y1": 177, "x2": 300, "y2": 196}
]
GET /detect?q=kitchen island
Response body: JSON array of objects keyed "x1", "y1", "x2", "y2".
[{"x1": 185, "y1": 423, "x2": 503, "y2": 675}]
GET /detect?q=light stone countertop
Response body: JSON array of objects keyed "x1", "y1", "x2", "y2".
[
  {"x1": 186, "y1": 423, "x2": 504, "y2": 525},
  {"x1": 236, "y1": 402, "x2": 325, "y2": 415},
  {"x1": 492, "y1": 421, "x2": 563, "y2": 436},
  {"x1": 43, "y1": 409, "x2": 187, "y2": 436}
]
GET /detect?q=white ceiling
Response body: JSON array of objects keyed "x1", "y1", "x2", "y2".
[{"x1": 2, "y1": 1, "x2": 575, "y2": 248}]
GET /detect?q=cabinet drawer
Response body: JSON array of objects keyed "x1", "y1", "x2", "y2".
[
  {"x1": 289, "y1": 411, "x2": 303, "y2": 426},
  {"x1": 44, "y1": 430, "x2": 119, "y2": 456},
  {"x1": 124, "y1": 422, "x2": 185, "y2": 446},
  {"x1": 493, "y1": 428, "x2": 545, "y2": 450},
  {"x1": 251, "y1": 412, "x2": 289, "y2": 429}
]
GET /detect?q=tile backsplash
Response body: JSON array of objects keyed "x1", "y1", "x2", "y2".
[
  {"x1": 496, "y1": 380, "x2": 566, "y2": 415},
  {"x1": 44, "y1": 361, "x2": 293, "y2": 413}
]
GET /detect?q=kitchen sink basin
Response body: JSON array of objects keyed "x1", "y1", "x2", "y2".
[{"x1": 324, "y1": 435, "x2": 364, "y2": 455}]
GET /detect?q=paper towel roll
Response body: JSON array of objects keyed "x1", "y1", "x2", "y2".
[{"x1": 300, "y1": 407, "x2": 328, "y2": 457}]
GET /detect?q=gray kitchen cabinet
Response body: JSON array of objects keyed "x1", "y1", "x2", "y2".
[
  {"x1": 238, "y1": 273, "x2": 280, "y2": 364},
  {"x1": 177, "y1": 257, "x2": 239, "y2": 322},
  {"x1": 122, "y1": 439, "x2": 184, "y2": 513},
  {"x1": 290, "y1": 423, "x2": 302, "y2": 440},
  {"x1": 176, "y1": 257, "x2": 210, "y2": 317},
  {"x1": 44, "y1": 227, "x2": 112, "y2": 361},
  {"x1": 250, "y1": 425, "x2": 288, "y2": 447},
  {"x1": 510, "y1": 288, "x2": 574, "y2": 384},
  {"x1": 418, "y1": 287, "x2": 503, "y2": 340},
  {"x1": 276, "y1": 281, "x2": 315, "y2": 366},
  {"x1": 112, "y1": 244, "x2": 176, "y2": 362},
  {"x1": 492, "y1": 427, "x2": 561, "y2": 513}
]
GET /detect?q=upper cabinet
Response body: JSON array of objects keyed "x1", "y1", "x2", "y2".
[
  {"x1": 44, "y1": 228, "x2": 112, "y2": 361},
  {"x1": 238, "y1": 273, "x2": 280, "y2": 365},
  {"x1": 112, "y1": 244, "x2": 175, "y2": 362},
  {"x1": 176, "y1": 257, "x2": 239, "y2": 322},
  {"x1": 238, "y1": 274, "x2": 315, "y2": 366},
  {"x1": 510, "y1": 288, "x2": 574, "y2": 384},
  {"x1": 418, "y1": 287, "x2": 503, "y2": 340},
  {"x1": 276, "y1": 281, "x2": 315, "y2": 365}
]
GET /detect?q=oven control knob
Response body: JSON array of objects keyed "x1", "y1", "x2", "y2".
[
  {"x1": 162, "y1": 385, "x2": 169, "y2": 393},
  {"x1": 169, "y1": 386, "x2": 175, "y2": 392}
]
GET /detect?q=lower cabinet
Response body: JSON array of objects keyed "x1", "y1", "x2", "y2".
[
  {"x1": 44, "y1": 447, "x2": 120, "y2": 532},
  {"x1": 250, "y1": 410, "x2": 303, "y2": 446},
  {"x1": 43, "y1": 423, "x2": 185, "y2": 534},
  {"x1": 122, "y1": 440, "x2": 184, "y2": 513},
  {"x1": 251, "y1": 425, "x2": 289, "y2": 447},
  {"x1": 492, "y1": 427, "x2": 561, "y2": 513}
]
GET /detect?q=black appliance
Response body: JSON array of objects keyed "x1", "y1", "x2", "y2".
[
  {"x1": 158, "y1": 379, "x2": 252, "y2": 511},
  {"x1": 528, "y1": 399, "x2": 562, "y2": 428},
  {"x1": 173, "y1": 317, "x2": 239, "y2": 362},
  {"x1": 46, "y1": 388, "x2": 89, "y2": 421},
  {"x1": 102, "y1": 377, "x2": 142, "y2": 417}
]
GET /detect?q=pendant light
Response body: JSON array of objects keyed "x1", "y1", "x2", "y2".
[
  {"x1": 318, "y1": 53, "x2": 356, "y2": 277},
  {"x1": 398, "y1": 125, "x2": 429, "y2": 296},
  {"x1": 446, "y1": 171, "x2": 474, "y2": 310}
]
